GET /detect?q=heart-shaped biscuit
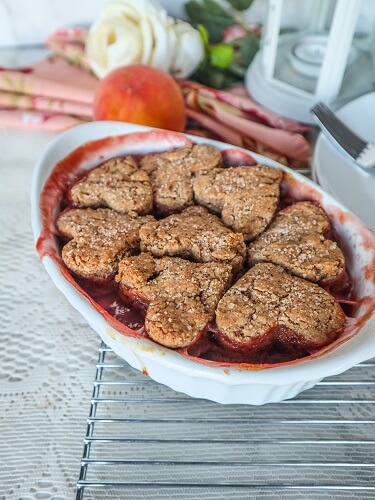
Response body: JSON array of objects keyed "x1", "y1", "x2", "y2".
[
  {"x1": 56, "y1": 208, "x2": 154, "y2": 281},
  {"x1": 140, "y1": 145, "x2": 222, "y2": 215},
  {"x1": 247, "y1": 201, "x2": 346, "y2": 285},
  {"x1": 193, "y1": 165, "x2": 282, "y2": 241},
  {"x1": 215, "y1": 263, "x2": 345, "y2": 354},
  {"x1": 69, "y1": 156, "x2": 153, "y2": 216},
  {"x1": 139, "y1": 206, "x2": 245, "y2": 275},
  {"x1": 116, "y1": 253, "x2": 232, "y2": 348}
]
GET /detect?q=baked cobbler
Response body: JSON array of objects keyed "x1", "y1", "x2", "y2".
[
  {"x1": 56, "y1": 208, "x2": 153, "y2": 282},
  {"x1": 193, "y1": 165, "x2": 282, "y2": 240},
  {"x1": 139, "y1": 206, "x2": 246, "y2": 275},
  {"x1": 140, "y1": 144, "x2": 221, "y2": 215},
  {"x1": 116, "y1": 253, "x2": 232, "y2": 348},
  {"x1": 68, "y1": 156, "x2": 153, "y2": 216},
  {"x1": 247, "y1": 201, "x2": 346, "y2": 285},
  {"x1": 215, "y1": 263, "x2": 345, "y2": 360},
  {"x1": 52, "y1": 143, "x2": 351, "y2": 364}
]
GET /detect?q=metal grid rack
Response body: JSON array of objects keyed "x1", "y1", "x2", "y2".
[{"x1": 76, "y1": 342, "x2": 375, "y2": 499}]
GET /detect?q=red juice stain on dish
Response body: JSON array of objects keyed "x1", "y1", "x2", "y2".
[
  {"x1": 187, "y1": 319, "x2": 345, "y2": 365},
  {"x1": 37, "y1": 133, "x2": 375, "y2": 369},
  {"x1": 281, "y1": 171, "x2": 323, "y2": 205},
  {"x1": 350, "y1": 216, "x2": 375, "y2": 283},
  {"x1": 52, "y1": 264, "x2": 146, "y2": 338},
  {"x1": 88, "y1": 288, "x2": 145, "y2": 332},
  {"x1": 118, "y1": 287, "x2": 149, "y2": 317},
  {"x1": 221, "y1": 148, "x2": 257, "y2": 167},
  {"x1": 324, "y1": 203, "x2": 375, "y2": 316},
  {"x1": 37, "y1": 135, "x2": 124, "y2": 258}
]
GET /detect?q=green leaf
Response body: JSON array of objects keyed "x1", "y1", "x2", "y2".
[
  {"x1": 197, "y1": 24, "x2": 209, "y2": 47},
  {"x1": 209, "y1": 44, "x2": 234, "y2": 69},
  {"x1": 227, "y1": 62, "x2": 247, "y2": 77},
  {"x1": 192, "y1": 64, "x2": 241, "y2": 89},
  {"x1": 237, "y1": 33, "x2": 260, "y2": 66},
  {"x1": 202, "y1": 0, "x2": 233, "y2": 16},
  {"x1": 226, "y1": 0, "x2": 253, "y2": 11},
  {"x1": 185, "y1": 0, "x2": 235, "y2": 43}
]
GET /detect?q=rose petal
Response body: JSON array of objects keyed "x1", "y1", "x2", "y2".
[
  {"x1": 149, "y1": 14, "x2": 176, "y2": 72},
  {"x1": 171, "y1": 21, "x2": 204, "y2": 78},
  {"x1": 139, "y1": 17, "x2": 153, "y2": 65}
]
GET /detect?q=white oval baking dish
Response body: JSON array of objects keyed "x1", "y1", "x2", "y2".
[{"x1": 31, "y1": 121, "x2": 375, "y2": 405}]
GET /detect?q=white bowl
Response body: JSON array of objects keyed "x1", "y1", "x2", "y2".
[
  {"x1": 312, "y1": 91, "x2": 375, "y2": 231},
  {"x1": 31, "y1": 121, "x2": 375, "y2": 405}
]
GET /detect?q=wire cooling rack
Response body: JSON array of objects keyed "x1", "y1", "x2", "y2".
[{"x1": 76, "y1": 342, "x2": 375, "y2": 499}]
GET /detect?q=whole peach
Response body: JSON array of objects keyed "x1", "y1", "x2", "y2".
[{"x1": 93, "y1": 65, "x2": 186, "y2": 132}]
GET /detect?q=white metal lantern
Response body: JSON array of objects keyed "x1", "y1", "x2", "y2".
[{"x1": 245, "y1": 0, "x2": 375, "y2": 123}]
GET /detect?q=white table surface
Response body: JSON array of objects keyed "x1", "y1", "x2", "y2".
[{"x1": 0, "y1": 127, "x2": 100, "y2": 498}]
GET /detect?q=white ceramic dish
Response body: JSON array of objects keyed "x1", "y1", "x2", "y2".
[
  {"x1": 313, "y1": 91, "x2": 375, "y2": 231},
  {"x1": 31, "y1": 121, "x2": 375, "y2": 405}
]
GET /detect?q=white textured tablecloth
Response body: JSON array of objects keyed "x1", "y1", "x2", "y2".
[{"x1": 0, "y1": 128, "x2": 100, "y2": 499}]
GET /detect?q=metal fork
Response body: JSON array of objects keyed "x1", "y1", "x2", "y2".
[{"x1": 311, "y1": 101, "x2": 375, "y2": 170}]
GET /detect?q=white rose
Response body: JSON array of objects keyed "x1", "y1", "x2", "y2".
[
  {"x1": 86, "y1": 0, "x2": 176, "y2": 78},
  {"x1": 86, "y1": 0, "x2": 204, "y2": 79},
  {"x1": 170, "y1": 20, "x2": 205, "y2": 79}
]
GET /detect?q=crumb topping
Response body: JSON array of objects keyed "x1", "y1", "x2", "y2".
[
  {"x1": 140, "y1": 145, "x2": 222, "y2": 214},
  {"x1": 69, "y1": 156, "x2": 153, "y2": 216},
  {"x1": 216, "y1": 262, "x2": 345, "y2": 345},
  {"x1": 116, "y1": 254, "x2": 232, "y2": 348},
  {"x1": 247, "y1": 201, "x2": 346, "y2": 284},
  {"x1": 193, "y1": 165, "x2": 282, "y2": 240},
  {"x1": 56, "y1": 146, "x2": 350, "y2": 362},
  {"x1": 139, "y1": 206, "x2": 246, "y2": 274},
  {"x1": 56, "y1": 208, "x2": 154, "y2": 280}
]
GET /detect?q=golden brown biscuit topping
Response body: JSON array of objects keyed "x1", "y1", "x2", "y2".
[
  {"x1": 216, "y1": 263, "x2": 345, "y2": 346},
  {"x1": 247, "y1": 201, "x2": 346, "y2": 284},
  {"x1": 116, "y1": 254, "x2": 232, "y2": 348},
  {"x1": 53, "y1": 145, "x2": 352, "y2": 364},
  {"x1": 56, "y1": 208, "x2": 154, "y2": 280},
  {"x1": 140, "y1": 144, "x2": 222, "y2": 214},
  {"x1": 139, "y1": 206, "x2": 245, "y2": 274},
  {"x1": 69, "y1": 156, "x2": 153, "y2": 216},
  {"x1": 193, "y1": 165, "x2": 282, "y2": 240}
]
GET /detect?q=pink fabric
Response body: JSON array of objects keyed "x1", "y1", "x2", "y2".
[
  {"x1": 0, "y1": 90, "x2": 93, "y2": 118},
  {"x1": 45, "y1": 28, "x2": 90, "y2": 72},
  {"x1": 186, "y1": 108, "x2": 244, "y2": 147},
  {"x1": 207, "y1": 101, "x2": 311, "y2": 161},
  {"x1": 184, "y1": 87, "x2": 311, "y2": 162},
  {"x1": 181, "y1": 80, "x2": 309, "y2": 133},
  {"x1": 0, "y1": 56, "x2": 97, "y2": 103},
  {"x1": 0, "y1": 55, "x2": 97, "y2": 130},
  {"x1": 1, "y1": 26, "x2": 311, "y2": 165},
  {"x1": 45, "y1": 27, "x2": 88, "y2": 44},
  {"x1": 0, "y1": 109, "x2": 85, "y2": 131}
]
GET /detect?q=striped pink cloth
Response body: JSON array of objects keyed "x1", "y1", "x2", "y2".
[
  {"x1": 1, "y1": 27, "x2": 310, "y2": 170},
  {"x1": 0, "y1": 53, "x2": 97, "y2": 131}
]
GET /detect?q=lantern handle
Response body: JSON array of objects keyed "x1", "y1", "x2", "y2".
[
  {"x1": 262, "y1": 0, "x2": 283, "y2": 80},
  {"x1": 315, "y1": 0, "x2": 362, "y2": 103}
]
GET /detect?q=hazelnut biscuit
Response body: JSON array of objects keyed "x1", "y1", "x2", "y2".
[
  {"x1": 56, "y1": 208, "x2": 154, "y2": 281},
  {"x1": 140, "y1": 144, "x2": 222, "y2": 215},
  {"x1": 193, "y1": 165, "x2": 282, "y2": 240},
  {"x1": 116, "y1": 253, "x2": 232, "y2": 348},
  {"x1": 69, "y1": 156, "x2": 153, "y2": 216},
  {"x1": 216, "y1": 263, "x2": 345, "y2": 353},
  {"x1": 139, "y1": 206, "x2": 246, "y2": 275},
  {"x1": 247, "y1": 201, "x2": 346, "y2": 285}
]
